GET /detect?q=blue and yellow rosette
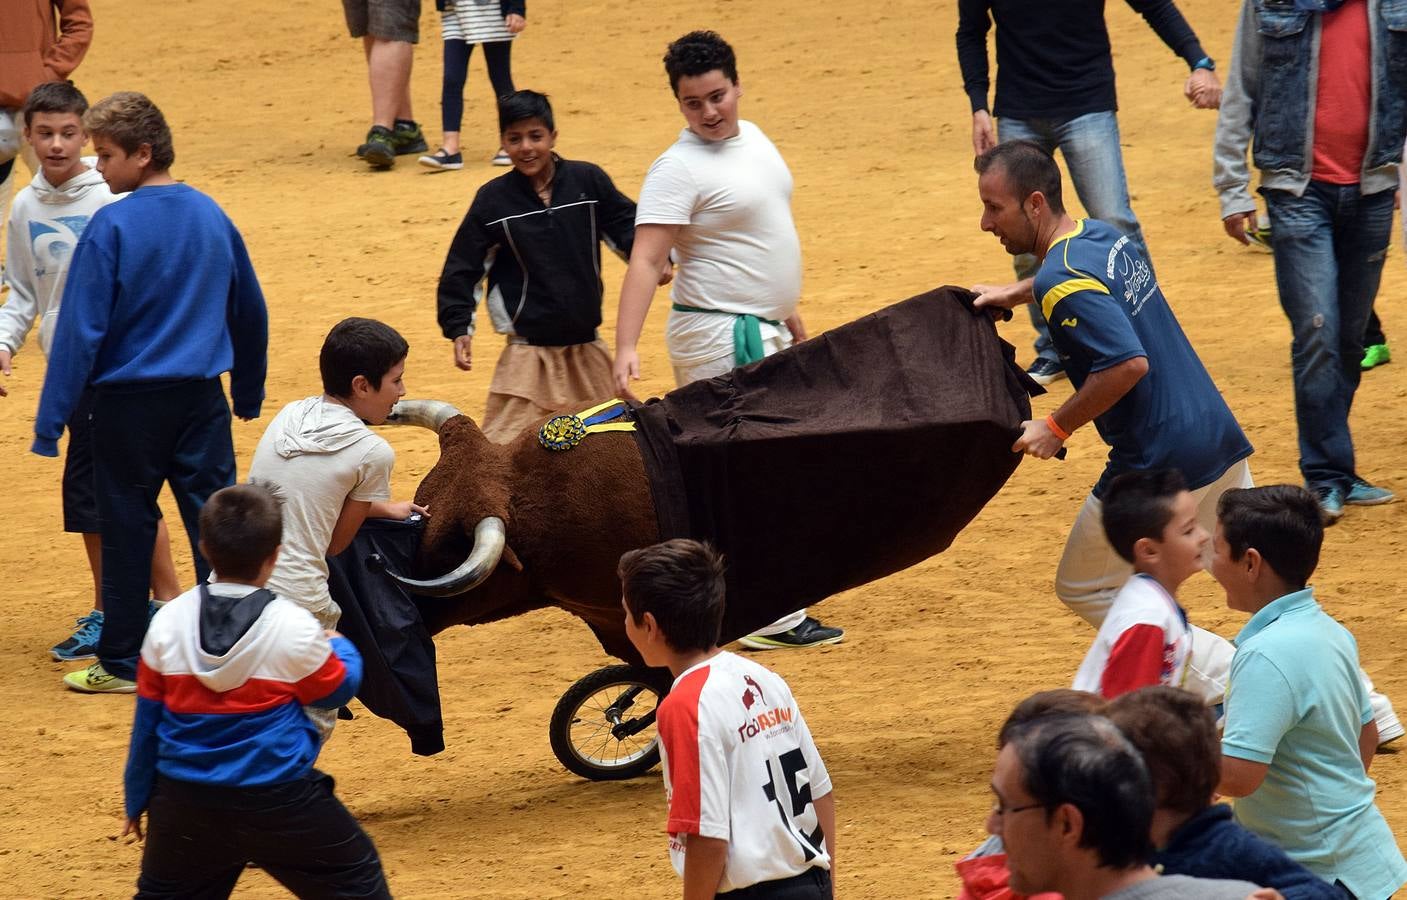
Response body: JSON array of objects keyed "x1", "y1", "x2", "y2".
[{"x1": 538, "y1": 400, "x2": 635, "y2": 451}]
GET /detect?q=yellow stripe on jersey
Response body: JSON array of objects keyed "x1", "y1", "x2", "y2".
[{"x1": 1041, "y1": 277, "x2": 1109, "y2": 321}]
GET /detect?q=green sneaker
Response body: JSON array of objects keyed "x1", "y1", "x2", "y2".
[
  {"x1": 1362, "y1": 342, "x2": 1391, "y2": 370},
  {"x1": 63, "y1": 662, "x2": 136, "y2": 694},
  {"x1": 361, "y1": 126, "x2": 396, "y2": 169},
  {"x1": 391, "y1": 120, "x2": 428, "y2": 156}
]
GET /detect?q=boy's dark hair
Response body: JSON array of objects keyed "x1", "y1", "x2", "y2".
[
  {"x1": 619, "y1": 539, "x2": 726, "y2": 652},
  {"x1": 663, "y1": 31, "x2": 738, "y2": 95},
  {"x1": 320, "y1": 317, "x2": 409, "y2": 397},
  {"x1": 1106, "y1": 686, "x2": 1219, "y2": 817},
  {"x1": 1216, "y1": 485, "x2": 1322, "y2": 588},
  {"x1": 997, "y1": 689, "x2": 1106, "y2": 749},
  {"x1": 21, "y1": 81, "x2": 88, "y2": 127},
  {"x1": 83, "y1": 91, "x2": 175, "y2": 170},
  {"x1": 973, "y1": 140, "x2": 1066, "y2": 215},
  {"x1": 1100, "y1": 469, "x2": 1188, "y2": 563},
  {"x1": 498, "y1": 90, "x2": 554, "y2": 133},
  {"x1": 199, "y1": 483, "x2": 283, "y2": 581},
  {"x1": 1008, "y1": 714, "x2": 1155, "y2": 870}
]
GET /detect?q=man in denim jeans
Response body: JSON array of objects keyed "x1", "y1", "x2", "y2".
[
  {"x1": 1214, "y1": 0, "x2": 1407, "y2": 523},
  {"x1": 956, "y1": 0, "x2": 1222, "y2": 387}
]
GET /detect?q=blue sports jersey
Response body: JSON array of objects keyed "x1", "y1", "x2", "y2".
[{"x1": 1033, "y1": 219, "x2": 1252, "y2": 495}]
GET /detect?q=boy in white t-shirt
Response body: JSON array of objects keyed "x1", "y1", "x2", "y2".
[
  {"x1": 1073, "y1": 469, "x2": 1209, "y2": 699},
  {"x1": 248, "y1": 317, "x2": 425, "y2": 733},
  {"x1": 620, "y1": 539, "x2": 836, "y2": 899},
  {"x1": 612, "y1": 29, "x2": 840, "y2": 651}
]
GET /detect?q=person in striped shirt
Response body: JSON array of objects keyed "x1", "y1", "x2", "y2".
[{"x1": 122, "y1": 483, "x2": 390, "y2": 899}]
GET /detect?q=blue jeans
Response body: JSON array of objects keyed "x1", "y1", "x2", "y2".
[
  {"x1": 997, "y1": 111, "x2": 1147, "y2": 362},
  {"x1": 1264, "y1": 182, "x2": 1396, "y2": 492}
]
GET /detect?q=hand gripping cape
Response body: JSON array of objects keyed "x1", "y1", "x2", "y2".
[{"x1": 629, "y1": 286, "x2": 1035, "y2": 644}]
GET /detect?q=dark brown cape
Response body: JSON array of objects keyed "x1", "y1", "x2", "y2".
[{"x1": 632, "y1": 286, "x2": 1035, "y2": 643}]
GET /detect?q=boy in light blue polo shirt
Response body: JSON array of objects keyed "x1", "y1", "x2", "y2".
[{"x1": 1209, "y1": 485, "x2": 1406, "y2": 899}]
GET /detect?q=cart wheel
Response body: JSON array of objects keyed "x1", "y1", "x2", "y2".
[{"x1": 549, "y1": 664, "x2": 672, "y2": 780}]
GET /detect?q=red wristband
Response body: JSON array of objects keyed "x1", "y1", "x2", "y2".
[{"x1": 1045, "y1": 414, "x2": 1072, "y2": 442}]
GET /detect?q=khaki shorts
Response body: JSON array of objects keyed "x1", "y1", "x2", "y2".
[{"x1": 342, "y1": 0, "x2": 420, "y2": 43}]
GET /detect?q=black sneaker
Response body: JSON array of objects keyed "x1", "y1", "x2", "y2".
[
  {"x1": 1026, "y1": 358, "x2": 1066, "y2": 386},
  {"x1": 392, "y1": 121, "x2": 428, "y2": 156},
  {"x1": 361, "y1": 126, "x2": 396, "y2": 169},
  {"x1": 738, "y1": 617, "x2": 845, "y2": 650}
]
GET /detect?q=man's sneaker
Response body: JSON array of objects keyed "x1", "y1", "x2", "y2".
[
  {"x1": 1362, "y1": 343, "x2": 1391, "y2": 370},
  {"x1": 1315, "y1": 485, "x2": 1346, "y2": 524},
  {"x1": 63, "y1": 662, "x2": 136, "y2": 694},
  {"x1": 51, "y1": 610, "x2": 103, "y2": 661},
  {"x1": 361, "y1": 126, "x2": 396, "y2": 169},
  {"x1": 1026, "y1": 358, "x2": 1066, "y2": 386},
  {"x1": 491, "y1": 149, "x2": 511, "y2": 166},
  {"x1": 391, "y1": 121, "x2": 428, "y2": 156},
  {"x1": 738, "y1": 617, "x2": 844, "y2": 651},
  {"x1": 419, "y1": 148, "x2": 464, "y2": 171},
  {"x1": 1346, "y1": 479, "x2": 1394, "y2": 506}
]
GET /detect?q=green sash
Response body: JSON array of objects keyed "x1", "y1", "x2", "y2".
[{"x1": 671, "y1": 303, "x2": 781, "y2": 367}]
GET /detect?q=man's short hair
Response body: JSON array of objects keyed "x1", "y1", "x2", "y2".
[
  {"x1": 663, "y1": 30, "x2": 738, "y2": 95},
  {"x1": 1008, "y1": 714, "x2": 1155, "y2": 870},
  {"x1": 84, "y1": 91, "x2": 175, "y2": 170},
  {"x1": 997, "y1": 689, "x2": 1106, "y2": 749},
  {"x1": 21, "y1": 81, "x2": 88, "y2": 127},
  {"x1": 200, "y1": 483, "x2": 283, "y2": 582},
  {"x1": 498, "y1": 89, "x2": 554, "y2": 133},
  {"x1": 1216, "y1": 485, "x2": 1322, "y2": 588},
  {"x1": 619, "y1": 539, "x2": 726, "y2": 652},
  {"x1": 1106, "y1": 686, "x2": 1219, "y2": 816},
  {"x1": 1101, "y1": 469, "x2": 1188, "y2": 563},
  {"x1": 973, "y1": 140, "x2": 1065, "y2": 215},
  {"x1": 320, "y1": 317, "x2": 409, "y2": 397}
]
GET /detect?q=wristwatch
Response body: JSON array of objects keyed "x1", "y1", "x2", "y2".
[{"x1": 1192, "y1": 56, "x2": 1216, "y2": 72}]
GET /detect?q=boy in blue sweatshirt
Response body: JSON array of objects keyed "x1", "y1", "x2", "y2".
[
  {"x1": 31, "y1": 91, "x2": 268, "y2": 694},
  {"x1": 123, "y1": 483, "x2": 390, "y2": 898}
]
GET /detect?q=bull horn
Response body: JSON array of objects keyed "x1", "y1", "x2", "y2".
[
  {"x1": 387, "y1": 400, "x2": 461, "y2": 431},
  {"x1": 386, "y1": 517, "x2": 506, "y2": 597}
]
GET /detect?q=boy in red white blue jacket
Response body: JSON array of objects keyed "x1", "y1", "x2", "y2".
[{"x1": 122, "y1": 483, "x2": 390, "y2": 899}]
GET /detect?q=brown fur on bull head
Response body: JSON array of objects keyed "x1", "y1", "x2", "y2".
[{"x1": 386, "y1": 399, "x2": 661, "y2": 662}]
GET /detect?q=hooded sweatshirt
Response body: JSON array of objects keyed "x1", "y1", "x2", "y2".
[
  {"x1": 0, "y1": 160, "x2": 116, "y2": 357},
  {"x1": 247, "y1": 397, "x2": 395, "y2": 625},
  {"x1": 124, "y1": 580, "x2": 362, "y2": 818}
]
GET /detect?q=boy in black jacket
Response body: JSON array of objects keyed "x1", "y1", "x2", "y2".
[{"x1": 436, "y1": 89, "x2": 669, "y2": 442}]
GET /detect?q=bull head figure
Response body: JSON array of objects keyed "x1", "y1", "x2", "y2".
[{"x1": 384, "y1": 400, "x2": 508, "y2": 597}]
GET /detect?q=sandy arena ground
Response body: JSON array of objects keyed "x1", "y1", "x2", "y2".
[{"x1": 1, "y1": 0, "x2": 1404, "y2": 896}]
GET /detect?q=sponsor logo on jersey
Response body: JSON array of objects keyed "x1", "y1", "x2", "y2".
[
  {"x1": 738, "y1": 705, "x2": 794, "y2": 743},
  {"x1": 1060, "y1": 317, "x2": 1078, "y2": 328},
  {"x1": 741, "y1": 674, "x2": 767, "y2": 710}
]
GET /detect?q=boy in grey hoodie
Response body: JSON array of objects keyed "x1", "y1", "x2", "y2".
[
  {"x1": 1, "y1": 82, "x2": 180, "y2": 662},
  {"x1": 247, "y1": 317, "x2": 424, "y2": 736}
]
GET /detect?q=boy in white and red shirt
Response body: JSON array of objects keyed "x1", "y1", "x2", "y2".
[
  {"x1": 1073, "y1": 469, "x2": 1209, "y2": 699},
  {"x1": 620, "y1": 539, "x2": 835, "y2": 899}
]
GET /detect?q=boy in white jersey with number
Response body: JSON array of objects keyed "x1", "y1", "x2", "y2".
[
  {"x1": 620, "y1": 539, "x2": 836, "y2": 899},
  {"x1": 1073, "y1": 469, "x2": 1218, "y2": 701}
]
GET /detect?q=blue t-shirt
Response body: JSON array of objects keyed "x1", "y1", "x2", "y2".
[
  {"x1": 1223, "y1": 589, "x2": 1407, "y2": 898},
  {"x1": 1033, "y1": 219, "x2": 1251, "y2": 496}
]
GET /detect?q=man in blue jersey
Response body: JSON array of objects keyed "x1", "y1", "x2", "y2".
[{"x1": 971, "y1": 140, "x2": 1253, "y2": 630}]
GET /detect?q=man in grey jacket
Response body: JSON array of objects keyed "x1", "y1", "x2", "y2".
[{"x1": 1213, "y1": 0, "x2": 1406, "y2": 523}]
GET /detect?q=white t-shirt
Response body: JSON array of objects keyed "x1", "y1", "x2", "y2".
[
  {"x1": 1072, "y1": 573, "x2": 1193, "y2": 699},
  {"x1": 248, "y1": 397, "x2": 394, "y2": 626},
  {"x1": 636, "y1": 120, "x2": 802, "y2": 368},
  {"x1": 656, "y1": 650, "x2": 832, "y2": 892}
]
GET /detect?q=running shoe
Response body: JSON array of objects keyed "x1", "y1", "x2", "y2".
[
  {"x1": 738, "y1": 617, "x2": 844, "y2": 650},
  {"x1": 361, "y1": 126, "x2": 396, "y2": 169},
  {"x1": 50, "y1": 610, "x2": 103, "y2": 661},
  {"x1": 1362, "y1": 343, "x2": 1391, "y2": 370},
  {"x1": 392, "y1": 121, "x2": 428, "y2": 156},
  {"x1": 1315, "y1": 485, "x2": 1346, "y2": 524},
  {"x1": 1346, "y1": 479, "x2": 1394, "y2": 506},
  {"x1": 1026, "y1": 358, "x2": 1066, "y2": 386},
  {"x1": 63, "y1": 662, "x2": 136, "y2": 694}
]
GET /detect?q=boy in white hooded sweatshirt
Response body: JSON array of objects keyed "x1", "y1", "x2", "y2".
[
  {"x1": 0, "y1": 81, "x2": 180, "y2": 662},
  {"x1": 247, "y1": 316, "x2": 425, "y2": 738}
]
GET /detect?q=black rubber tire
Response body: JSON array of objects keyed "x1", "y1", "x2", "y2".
[{"x1": 549, "y1": 664, "x2": 672, "y2": 780}]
